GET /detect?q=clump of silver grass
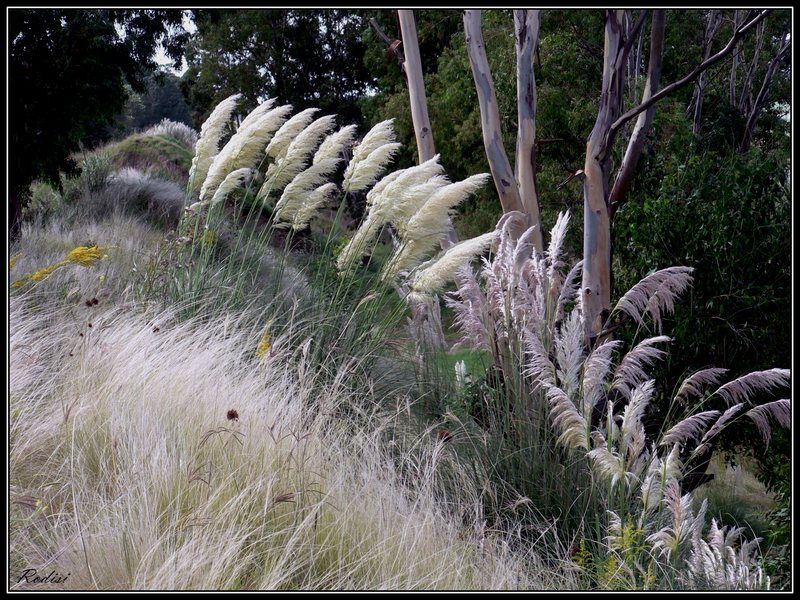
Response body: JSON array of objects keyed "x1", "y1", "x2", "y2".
[
  {"x1": 264, "y1": 114, "x2": 336, "y2": 191},
  {"x1": 264, "y1": 107, "x2": 319, "y2": 160},
  {"x1": 289, "y1": 182, "x2": 339, "y2": 231},
  {"x1": 209, "y1": 168, "x2": 253, "y2": 206}
]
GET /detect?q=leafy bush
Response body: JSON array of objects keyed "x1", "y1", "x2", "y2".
[{"x1": 22, "y1": 180, "x2": 63, "y2": 221}]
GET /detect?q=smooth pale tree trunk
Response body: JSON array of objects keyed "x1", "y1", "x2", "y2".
[
  {"x1": 464, "y1": 10, "x2": 528, "y2": 237},
  {"x1": 398, "y1": 10, "x2": 436, "y2": 164},
  {"x1": 581, "y1": 10, "x2": 627, "y2": 340},
  {"x1": 397, "y1": 9, "x2": 450, "y2": 350},
  {"x1": 609, "y1": 10, "x2": 665, "y2": 216},
  {"x1": 513, "y1": 9, "x2": 544, "y2": 253},
  {"x1": 579, "y1": 9, "x2": 770, "y2": 339},
  {"x1": 397, "y1": 10, "x2": 458, "y2": 248}
]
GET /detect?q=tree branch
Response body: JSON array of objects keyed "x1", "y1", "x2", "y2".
[
  {"x1": 609, "y1": 9, "x2": 665, "y2": 216},
  {"x1": 369, "y1": 17, "x2": 405, "y2": 77},
  {"x1": 606, "y1": 9, "x2": 771, "y2": 151},
  {"x1": 623, "y1": 9, "x2": 649, "y2": 57}
]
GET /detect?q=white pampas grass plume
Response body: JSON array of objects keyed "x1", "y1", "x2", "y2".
[
  {"x1": 407, "y1": 231, "x2": 497, "y2": 302},
  {"x1": 446, "y1": 266, "x2": 490, "y2": 351},
  {"x1": 382, "y1": 238, "x2": 437, "y2": 283},
  {"x1": 266, "y1": 114, "x2": 336, "y2": 191},
  {"x1": 546, "y1": 211, "x2": 570, "y2": 280},
  {"x1": 337, "y1": 156, "x2": 446, "y2": 274},
  {"x1": 401, "y1": 174, "x2": 489, "y2": 240},
  {"x1": 209, "y1": 168, "x2": 252, "y2": 206},
  {"x1": 582, "y1": 338, "x2": 622, "y2": 418},
  {"x1": 314, "y1": 125, "x2": 357, "y2": 165},
  {"x1": 264, "y1": 108, "x2": 319, "y2": 160},
  {"x1": 674, "y1": 367, "x2": 729, "y2": 404},
  {"x1": 587, "y1": 434, "x2": 627, "y2": 488},
  {"x1": 382, "y1": 169, "x2": 479, "y2": 277},
  {"x1": 639, "y1": 454, "x2": 664, "y2": 512},
  {"x1": 621, "y1": 379, "x2": 655, "y2": 459},
  {"x1": 543, "y1": 381, "x2": 589, "y2": 450},
  {"x1": 695, "y1": 403, "x2": 745, "y2": 455},
  {"x1": 659, "y1": 409, "x2": 720, "y2": 447},
  {"x1": 291, "y1": 182, "x2": 338, "y2": 231},
  {"x1": 188, "y1": 93, "x2": 241, "y2": 195},
  {"x1": 342, "y1": 142, "x2": 402, "y2": 193},
  {"x1": 512, "y1": 225, "x2": 538, "y2": 273},
  {"x1": 612, "y1": 335, "x2": 671, "y2": 398},
  {"x1": 556, "y1": 259, "x2": 583, "y2": 323},
  {"x1": 391, "y1": 177, "x2": 451, "y2": 234},
  {"x1": 236, "y1": 98, "x2": 277, "y2": 132},
  {"x1": 336, "y1": 222, "x2": 379, "y2": 274},
  {"x1": 199, "y1": 104, "x2": 292, "y2": 202},
  {"x1": 353, "y1": 119, "x2": 396, "y2": 160},
  {"x1": 686, "y1": 518, "x2": 769, "y2": 590},
  {"x1": 342, "y1": 119, "x2": 399, "y2": 193},
  {"x1": 554, "y1": 309, "x2": 584, "y2": 398},
  {"x1": 523, "y1": 326, "x2": 557, "y2": 386},
  {"x1": 367, "y1": 154, "x2": 448, "y2": 224},
  {"x1": 712, "y1": 368, "x2": 790, "y2": 406},
  {"x1": 272, "y1": 158, "x2": 339, "y2": 224},
  {"x1": 745, "y1": 399, "x2": 790, "y2": 446},
  {"x1": 646, "y1": 479, "x2": 700, "y2": 560},
  {"x1": 366, "y1": 168, "x2": 406, "y2": 206},
  {"x1": 613, "y1": 266, "x2": 694, "y2": 332}
]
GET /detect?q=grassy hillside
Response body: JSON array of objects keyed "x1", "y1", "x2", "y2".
[{"x1": 9, "y1": 112, "x2": 788, "y2": 591}]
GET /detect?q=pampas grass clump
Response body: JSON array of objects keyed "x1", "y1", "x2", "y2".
[
  {"x1": 444, "y1": 211, "x2": 790, "y2": 590},
  {"x1": 142, "y1": 118, "x2": 200, "y2": 151}
]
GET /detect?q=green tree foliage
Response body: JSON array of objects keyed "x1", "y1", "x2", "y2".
[
  {"x1": 181, "y1": 10, "x2": 377, "y2": 127},
  {"x1": 9, "y1": 9, "x2": 188, "y2": 231},
  {"x1": 114, "y1": 71, "x2": 194, "y2": 136}
]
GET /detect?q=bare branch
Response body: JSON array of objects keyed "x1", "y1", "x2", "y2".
[
  {"x1": 369, "y1": 18, "x2": 405, "y2": 76},
  {"x1": 606, "y1": 9, "x2": 771, "y2": 150}
]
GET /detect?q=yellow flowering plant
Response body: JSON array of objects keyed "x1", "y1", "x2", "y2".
[{"x1": 10, "y1": 245, "x2": 111, "y2": 288}]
